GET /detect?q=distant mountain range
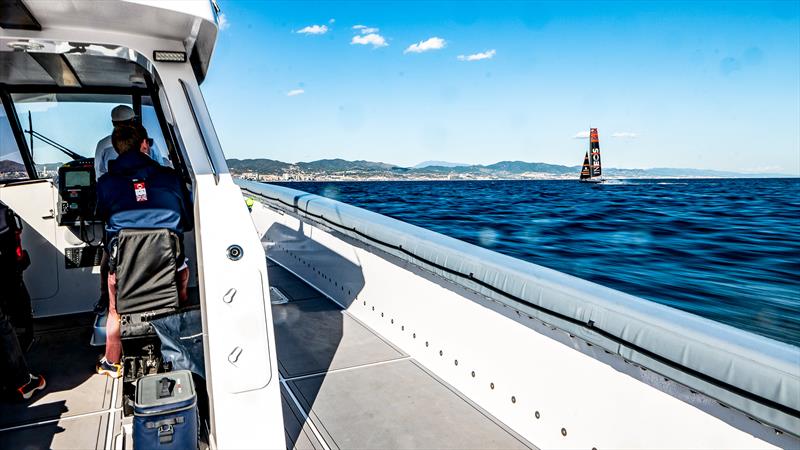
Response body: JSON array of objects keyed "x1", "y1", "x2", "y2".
[
  {"x1": 3, "y1": 157, "x2": 789, "y2": 180},
  {"x1": 414, "y1": 160, "x2": 471, "y2": 169},
  {"x1": 0, "y1": 160, "x2": 25, "y2": 172},
  {"x1": 227, "y1": 158, "x2": 789, "y2": 179}
]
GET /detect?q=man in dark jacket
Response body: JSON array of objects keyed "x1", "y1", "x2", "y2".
[{"x1": 94, "y1": 125, "x2": 193, "y2": 378}]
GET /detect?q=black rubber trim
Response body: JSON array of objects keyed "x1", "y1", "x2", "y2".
[{"x1": 244, "y1": 187, "x2": 800, "y2": 423}]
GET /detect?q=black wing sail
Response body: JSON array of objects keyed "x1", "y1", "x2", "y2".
[
  {"x1": 580, "y1": 151, "x2": 591, "y2": 180},
  {"x1": 589, "y1": 128, "x2": 602, "y2": 178}
]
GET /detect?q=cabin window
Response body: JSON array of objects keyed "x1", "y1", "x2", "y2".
[
  {"x1": 180, "y1": 79, "x2": 227, "y2": 179},
  {"x1": 0, "y1": 106, "x2": 28, "y2": 182},
  {"x1": 10, "y1": 93, "x2": 171, "y2": 177},
  {"x1": 141, "y1": 96, "x2": 173, "y2": 169},
  {"x1": 13, "y1": 93, "x2": 130, "y2": 177}
]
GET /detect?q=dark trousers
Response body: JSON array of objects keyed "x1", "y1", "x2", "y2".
[
  {"x1": 0, "y1": 303, "x2": 30, "y2": 390},
  {"x1": 99, "y1": 250, "x2": 109, "y2": 307}
]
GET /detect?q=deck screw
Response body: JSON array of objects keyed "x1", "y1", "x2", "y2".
[
  {"x1": 381, "y1": 312, "x2": 384, "y2": 317},
  {"x1": 471, "y1": 371, "x2": 475, "y2": 378},
  {"x1": 401, "y1": 325, "x2": 404, "y2": 331},
  {"x1": 490, "y1": 382, "x2": 495, "y2": 390},
  {"x1": 561, "y1": 428, "x2": 567, "y2": 437},
  {"x1": 413, "y1": 333, "x2": 416, "y2": 338},
  {"x1": 391, "y1": 319, "x2": 394, "y2": 324},
  {"x1": 425, "y1": 341, "x2": 429, "y2": 347},
  {"x1": 454, "y1": 360, "x2": 458, "y2": 366},
  {"x1": 439, "y1": 350, "x2": 443, "y2": 356},
  {"x1": 535, "y1": 411, "x2": 540, "y2": 419},
  {"x1": 511, "y1": 396, "x2": 516, "y2": 404}
]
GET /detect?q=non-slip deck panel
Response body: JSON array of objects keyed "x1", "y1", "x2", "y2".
[
  {"x1": 0, "y1": 318, "x2": 112, "y2": 428},
  {"x1": 268, "y1": 261, "x2": 533, "y2": 450},
  {"x1": 273, "y1": 297, "x2": 406, "y2": 378},
  {"x1": 269, "y1": 263, "x2": 406, "y2": 379},
  {"x1": 289, "y1": 359, "x2": 532, "y2": 450},
  {"x1": 0, "y1": 412, "x2": 111, "y2": 450},
  {"x1": 281, "y1": 384, "x2": 325, "y2": 450},
  {"x1": 269, "y1": 264, "x2": 331, "y2": 302}
]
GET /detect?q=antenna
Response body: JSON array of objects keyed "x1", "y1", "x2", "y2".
[{"x1": 28, "y1": 111, "x2": 33, "y2": 163}]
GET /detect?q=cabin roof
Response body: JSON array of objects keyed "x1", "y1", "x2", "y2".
[{"x1": 0, "y1": 1, "x2": 219, "y2": 83}]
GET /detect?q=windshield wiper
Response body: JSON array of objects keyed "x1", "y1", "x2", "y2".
[
  {"x1": 25, "y1": 129, "x2": 84, "y2": 161},
  {"x1": 25, "y1": 111, "x2": 84, "y2": 161}
]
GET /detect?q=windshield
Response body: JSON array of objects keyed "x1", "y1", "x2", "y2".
[
  {"x1": 0, "y1": 106, "x2": 27, "y2": 182},
  {"x1": 11, "y1": 93, "x2": 169, "y2": 177}
]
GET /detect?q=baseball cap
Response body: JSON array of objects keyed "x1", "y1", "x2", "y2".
[{"x1": 111, "y1": 105, "x2": 136, "y2": 122}]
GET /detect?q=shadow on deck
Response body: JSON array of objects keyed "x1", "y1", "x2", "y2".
[
  {"x1": 268, "y1": 260, "x2": 535, "y2": 450},
  {"x1": 0, "y1": 314, "x2": 121, "y2": 449}
]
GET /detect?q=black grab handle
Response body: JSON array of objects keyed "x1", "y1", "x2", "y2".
[{"x1": 157, "y1": 377, "x2": 175, "y2": 399}]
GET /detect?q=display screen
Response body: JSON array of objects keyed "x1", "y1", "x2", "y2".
[{"x1": 64, "y1": 170, "x2": 91, "y2": 187}]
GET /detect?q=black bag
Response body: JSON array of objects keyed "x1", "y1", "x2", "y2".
[
  {"x1": 113, "y1": 229, "x2": 180, "y2": 314},
  {"x1": 0, "y1": 200, "x2": 28, "y2": 274},
  {"x1": 0, "y1": 201, "x2": 33, "y2": 349}
]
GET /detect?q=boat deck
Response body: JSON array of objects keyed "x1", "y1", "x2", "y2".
[
  {"x1": 268, "y1": 259, "x2": 535, "y2": 450},
  {"x1": 0, "y1": 262, "x2": 534, "y2": 450},
  {"x1": 0, "y1": 314, "x2": 122, "y2": 450}
]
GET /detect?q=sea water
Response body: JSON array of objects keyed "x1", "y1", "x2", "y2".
[{"x1": 277, "y1": 178, "x2": 800, "y2": 347}]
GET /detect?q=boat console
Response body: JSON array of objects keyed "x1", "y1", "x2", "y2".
[{"x1": 56, "y1": 158, "x2": 98, "y2": 226}]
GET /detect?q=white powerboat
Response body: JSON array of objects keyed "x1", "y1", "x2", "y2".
[{"x1": 0, "y1": 2, "x2": 797, "y2": 449}]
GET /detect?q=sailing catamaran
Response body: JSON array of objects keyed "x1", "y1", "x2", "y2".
[{"x1": 580, "y1": 127, "x2": 604, "y2": 183}]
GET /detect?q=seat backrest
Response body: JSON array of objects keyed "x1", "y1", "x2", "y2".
[{"x1": 114, "y1": 228, "x2": 180, "y2": 314}]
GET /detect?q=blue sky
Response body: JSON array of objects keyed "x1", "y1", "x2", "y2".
[{"x1": 201, "y1": 1, "x2": 800, "y2": 174}]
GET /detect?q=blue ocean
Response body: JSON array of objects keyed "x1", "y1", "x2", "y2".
[{"x1": 275, "y1": 178, "x2": 800, "y2": 347}]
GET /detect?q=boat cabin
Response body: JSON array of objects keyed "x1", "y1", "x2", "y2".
[{"x1": 0, "y1": 2, "x2": 283, "y2": 448}]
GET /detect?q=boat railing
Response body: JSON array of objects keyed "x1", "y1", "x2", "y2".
[{"x1": 237, "y1": 179, "x2": 799, "y2": 435}]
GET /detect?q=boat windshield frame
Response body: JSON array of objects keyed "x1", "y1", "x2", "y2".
[{"x1": 0, "y1": 82, "x2": 188, "y2": 183}]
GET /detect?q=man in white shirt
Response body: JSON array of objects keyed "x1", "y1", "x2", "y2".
[{"x1": 94, "y1": 105, "x2": 169, "y2": 179}]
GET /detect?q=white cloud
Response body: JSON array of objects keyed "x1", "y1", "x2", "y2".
[
  {"x1": 329, "y1": 18, "x2": 336, "y2": 24},
  {"x1": 351, "y1": 33, "x2": 388, "y2": 48},
  {"x1": 457, "y1": 49, "x2": 496, "y2": 61},
  {"x1": 353, "y1": 24, "x2": 379, "y2": 34},
  {"x1": 611, "y1": 132, "x2": 638, "y2": 139},
  {"x1": 572, "y1": 131, "x2": 590, "y2": 139},
  {"x1": 404, "y1": 37, "x2": 446, "y2": 54},
  {"x1": 286, "y1": 89, "x2": 305, "y2": 97},
  {"x1": 217, "y1": 13, "x2": 230, "y2": 31},
  {"x1": 296, "y1": 25, "x2": 328, "y2": 35}
]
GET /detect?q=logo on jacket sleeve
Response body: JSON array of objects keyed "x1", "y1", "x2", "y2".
[{"x1": 133, "y1": 181, "x2": 148, "y2": 202}]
